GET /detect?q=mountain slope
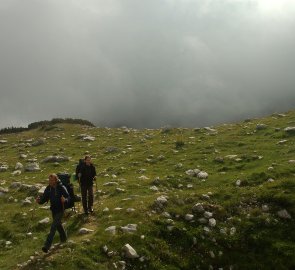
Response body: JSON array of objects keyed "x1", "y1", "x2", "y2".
[{"x1": 0, "y1": 110, "x2": 295, "y2": 269}]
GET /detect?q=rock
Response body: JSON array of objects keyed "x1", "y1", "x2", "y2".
[
  {"x1": 42, "y1": 156, "x2": 69, "y2": 163},
  {"x1": 39, "y1": 217, "x2": 50, "y2": 224},
  {"x1": 288, "y1": 160, "x2": 295, "y2": 164},
  {"x1": 11, "y1": 170, "x2": 22, "y2": 176},
  {"x1": 277, "y1": 140, "x2": 288, "y2": 145},
  {"x1": 256, "y1": 124, "x2": 267, "y2": 130},
  {"x1": 208, "y1": 218, "x2": 216, "y2": 227},
  {"x1": 267, "y1": 178, "x2": 275, "y2": 183},
  {"x1": 116, "y1": 188, "x2": 125, "y2": 193},
  {"x1": 201, "y1": 194, "x2": 210, "y2": 200},
  {"x1": 138, "y1": 175, "x2": 149, "y2": 180},
  {"x1": 25, "y1": 163, "x2": 40, "y2": 172},
  {"x1": 103, "y1": 207, "x2": 110, "y2": 212},
  {"x1": 126, "y1": 208, "x2": 135, "y2": 213},
  {"x1": 204, "y1": 211, "x2": 213, "y2": 219},
  {"x1": 122, "y1": 244, "x2": 139, "y2": 259},
  {"x1": 22, "y1": 197, "x2": 32, "y2": 206},
  {"x1": 0, "y1": 187, "x2": 9, "y2": 193},
  {"x1": 198, "y1": 218, "x2": 208, "y2": 224},
  {"x1": 156, "y1": 195, "x2": 168, "y2": 204},
  {"x1": 150, "y1": 186, "x2": 159, "y2": 192},
  {"x1": 277, "y1": 209, "x2": 291, "y2": 219},
  {"x1": 262, "y1": 205, "x2": 269, "y2": 212},
  {"x1": 105, "y1": 226, "x2": 116, "y2": 235},
  {"x1": 38, "y1": 186, "x2": 46, "y2": 195},
  {"x1": 185, "y1": 169, "x2": 200, "y2": 177},
  {"x1": 192, "y1": 203, "x2": 205, "y2": 213},
  {"x1": 230, "y1": 227, "x2": 236, "y2": 236},
  {"x1": 103, "y1": 182, "x2": 118, "y2": 186},
  {"x1": 79, "y1": 228, "x2": 94, "y2": 234},
  {"x1": 236, "y1": 179, "x2": 242, "y2": 186},
  {"x1": 185, "y1": 214, "x2": 194, "y2": 221},
  {"x1": 121, "y1": 224, "x2": 137, "y2": 233},
  {"x1": 10, "y1": 182, "x2": 22, "y2": 189},
  {"x1": 284, "y1": 127, "x2": 295, "y2": 135},
  {"x1": 32, "y1": 138, "x2": 46, "y2": 146},
  {"x1": 15, "y1": 162, "x2": 24, "y2": 170},
  {"x1": 105, "y1": 146, "x2": 119, "y2": 153},
  {"x1": 82, "y1": 136, "x2": 95, "y2": 141},
  {"x1": 0, "y1": 140, "x2": 8, "y2": 144},
  {"x1": 197, "y1": 171, "x2": 208, "y2": 179},
  {"x1": 20, "y1": 154, "x2": 28, "y2": 159},
  {"x1": 0, "y1": 165, "x2": 9, "y2": 172},
  {"x1": 204, "y1": 127, "x2": 217, "y2": 134}
]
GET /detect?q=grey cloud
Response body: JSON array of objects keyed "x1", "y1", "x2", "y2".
[{"x1": 0, "y1": 0, "x2": 295, "y2": 128}]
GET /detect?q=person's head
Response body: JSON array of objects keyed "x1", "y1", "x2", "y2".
[
  {"x1": 49, "y1": 174, "x2": 58, "y2": 187},
  {"x1": 84, "y1": 155, "x2": 92, "y2": 166}
]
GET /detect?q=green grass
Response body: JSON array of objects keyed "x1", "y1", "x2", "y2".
[{"x1": 0, "y1": 110, "x2": 295, "y2": 269}]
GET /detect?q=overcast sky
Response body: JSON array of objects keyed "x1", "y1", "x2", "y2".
[{"x1": 0, "y1": 0, "x2": 295, "y2": 128}]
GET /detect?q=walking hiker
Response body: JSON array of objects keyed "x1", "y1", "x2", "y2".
[
  {"x1": 77, "y1": 155, "x2": 97, "y2": 215},
  {"x1": 36, "y1": 173, "x2": 70, "y2": 253}
]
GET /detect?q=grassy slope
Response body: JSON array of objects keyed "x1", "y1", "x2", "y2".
[{"x1": 0, "y1": 110, "x2": 294, "y2": 270}]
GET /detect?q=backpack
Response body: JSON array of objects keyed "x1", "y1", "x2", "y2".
[
  {"x1": 57, "y1": 172, "x2": 81, "y2": 209},
  {"x1": 75, "y1": 159, "x2": 85, "y2": 180}
]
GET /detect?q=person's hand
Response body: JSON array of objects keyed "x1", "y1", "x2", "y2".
[
  {"x1": 36, "y1": 196, "x2": 40, "y2": 203},
  {"x1": 61, "y1": 196, "x2": 65, "y2": 204}
]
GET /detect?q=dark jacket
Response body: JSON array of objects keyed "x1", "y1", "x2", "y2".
[
  {"x1": 39, "y1": 180, "x2": 69, "y2": 213},
  {"x1": 79, "y1": 163, "x2": 97, "y2": 186}
]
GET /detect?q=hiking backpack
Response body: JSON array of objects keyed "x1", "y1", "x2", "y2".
[{"x1": 57, "y1": 172, "x2": 81, "y2": 209}]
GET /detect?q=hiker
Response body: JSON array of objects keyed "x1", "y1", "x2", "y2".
[
  {"x1": 36, "y1": 173, "x2": 70, "y2": 253},
  {"x1": 77, "y1": 155, "x2": 97, "y2": 215}
]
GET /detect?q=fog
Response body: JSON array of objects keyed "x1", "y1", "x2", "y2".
[{"x1": 0, "y1": 0, "x2": 294, "y2": 128}]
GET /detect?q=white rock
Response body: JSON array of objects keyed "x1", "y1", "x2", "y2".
[
  {"x1": 156, "y1": 195, "x2": 168, "y2": 204},
  {"x1": 230, "y1": 227, "x2": 236, "y2": 236},
  {"x1": 204, "y1": 211, "x2": 213, "y2": 219},
  {"x1": 79, "y1": 228, "x2": 94, "y2": 234},
  {"x1": 105, "y1": 226, "x2": 116, "y2": 235},
  {"x1": 197, "y1": 171, "x2": 208, "y2": 179},
  {"x1": 25, "y1": 163, "x2": 40, "y2": 172},
  {"x1": 38, "y1": 186, "x2": 46, "y2": 195},
  {"x1": 15, "y1": 162, "x2": 23, "y2": 170},
  {"x1": 0, "y1": 165, "x2": 8, "y2": 172},
  {"x1": 39, "y1": 217, "x2": 50, "y2": 224},
  {"x1": 236, "y1": 179, "x2": 241, "y2": 186},
  {"x1": 277, "y1": 209, "x2": 292, "y2": 219},
  {"x1": 185, "y1": 214, "x2": 194, "y2": 221},
  {"x1": 121, "y1": 224, "x2": 137, "y2": 233},
  {"x1": 209, "y1": 218, "x2": 216, "y2": 227},
  {"x1": 262, "y1": 205, "x2": 269, "y2": 212},
  {"x1": 122, "y1": 244, "x2": 139, "y2": 259},
  {"x1": 150, "y1": 186, "x2": 159, "y2": 191},
  {"x1": 11, "y1": 170, "x2": 22, "y2": 176},
  {"x1": 138, "y1": 175, "x2": 149, "y2": 180}
]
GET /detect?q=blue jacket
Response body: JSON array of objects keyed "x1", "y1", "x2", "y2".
[{"x1": 39, "y1": 180, "x2": 69, "y2": 213}]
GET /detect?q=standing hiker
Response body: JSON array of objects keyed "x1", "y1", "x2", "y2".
[
  {"x1": 78, "y1": 155, "x2": 97, "y2": 215},
  {"x1": 36, "y1": 173, "x2": 70, "y2": 253}
]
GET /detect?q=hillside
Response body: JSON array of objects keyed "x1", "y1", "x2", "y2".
[{"x1": 0, "y1": 110, "x2": 295, "y2": 270}]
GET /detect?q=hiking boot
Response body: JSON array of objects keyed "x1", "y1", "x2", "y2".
[{"x1": 42, "y1": 246, "x2": 49, "y2": 253}]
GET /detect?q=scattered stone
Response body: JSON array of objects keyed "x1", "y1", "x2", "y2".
[
  {"x1": 15, "y1": 162, "x2": 24, "y2": 170},
  {"x1": 122, "y1": 244, "x2": 139, "y2": 259},
  {"x1": 0, "y1": 140, "x2": 8, "y2": 144},
  {"x1": 262, "y1": 205, "x2": 269, "y2": 212},
  {"x1": 277, "y1": 209, "x2": 291, "y2": 219},
  {"x1": 105, "y1": 226, "x2": 116, "y2": 235},
  {"x1": 0, "y1": 164, "x2": 8, "y2": 172},
  {"x1": 20, "y1": 154, "x2": 28, "y2": 159},
  {"x1": 185, "y1": 214, "x2": 194, "y2": 221},
  {"x1": 147, "y1": 185, "x2": 158, "y2": 193},
  {"x1": 39, "y1": 217, "x2": 50, "y2": 225},
  {"x1": 32, "y1": 138, "x2": 46, "y2": 146},
  {"x1": 121, "y1": 224, "x2": 137, "y2": 233},
  {"x1": 198, "y1": 218, "x2": 208, "y2": 224},
  {"x1": 42, "y1": 156, "x2": 70, "y2": 163},
  {"x1": 25, "y1": 163, "x2": 40, "y2": 172},
  {"x1": 79, "y1": 228, "x2": 94, "y2": 235},
  {"x1": 138, "y1": 175, "x2": 149, "y2": 180},
  {"x1": 230, "y1": 227, "x2": 236, "y2": 236},
  {"x1": 209, "y1": 218, "x2": 216, "y2": 227},
  {"x1": 284, "y1": 127, "x2": 295, "y2": 135},
  {"x1": 103, "y1": 182, "x2": 118, "y2": 186},
  {"x1": 11, "y1": 170, "x2": 22, "y2": 176},
  {"x1": 236, "y1": 179, "x2": 242, "y2": 186},
  {"x1": 256, "y1": 124, "x2": 267, "y2": 130},
  {"x1": 197, "y1": 171, "x2": 208, "y2": 179},
  {"x1": 192, "y1": 203, "x2": 205, "y2": 213},
  {"x1": 204, "y1": 211, "x2": 213, "y2": 219}
]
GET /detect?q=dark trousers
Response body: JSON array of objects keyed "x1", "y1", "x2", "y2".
[
  {"x1": 81, "y1": 185, "x2": 93, "y2": 213},
  {"x1": 44, "y1": 211, "x2": 67, "y2": 249}
]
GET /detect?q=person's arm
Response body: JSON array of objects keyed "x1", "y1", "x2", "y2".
[{"x1": 36, "y1": 186, "x2": 50, "y2": 204}]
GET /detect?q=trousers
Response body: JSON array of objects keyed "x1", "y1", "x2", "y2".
[
  {"x1": 81, "y1": 184, "x2": 93, "y2": 212},
  {"x1": 44, "y1": 211, "x2": 67, "y2": 249}
]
